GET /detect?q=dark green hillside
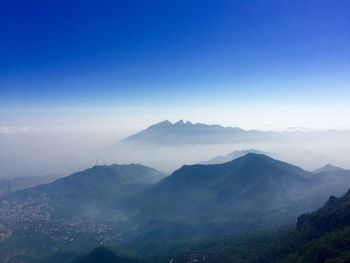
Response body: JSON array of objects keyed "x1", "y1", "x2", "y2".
[
  {"x1": 2, "y1": 155, "x2": 350, "y2": 263},
  {"x1": 0, "y1": 164, "x2": 165, "y2": 263},
  {"x1": 126, "y1": 154, "x2": 327, "y2": 245},
  {"x1": 1, "y1": 163, "x2": 165, "y2": 217},
  {"x1": 170, "y1": 189, "x2": 350, "y2": 263},
  {"x1": 47, "y1": 163, "x2": 165, "y2": 201}
]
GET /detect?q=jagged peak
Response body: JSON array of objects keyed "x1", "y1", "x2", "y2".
[
  {"x1": 175, "y1": 119, "x2": 184, "y2": 125},
  {"x1": 151, "y1": 120, "x2": 172, "y2": 127}
]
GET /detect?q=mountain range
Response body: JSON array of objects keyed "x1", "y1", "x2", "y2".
[
  {"x1": 0, "y1": 163, "x2": 165, "y2": 221},
  {"x1": 1, "y1": 154, "x2": 350, "y2": 262},
  {"x1": 122, "y1": 120, "x2": 269, "y2": 145},
  {"x1": 33, "y1": 186, "x2": 350, "y2": 263},
  {"x1": 123, "y1": 154, "x2": 350, "y2": 248},
  {"x1": 121, "y1": 120, "x2": 350, "y2": 145}
]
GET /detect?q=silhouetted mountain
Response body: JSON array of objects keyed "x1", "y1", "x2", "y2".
[
  {"x1": 6, "y1": 163, "x2": 165, "y2": 199},
  {"x1": 50, "y1": 190, "x2": 350, "y2": 263},
  {"x1": 277, "y1": 189, "x2": 350, "y2": 262},
  {"x1": 121, "y1": 120, "x2": 350, "y2": 146},
  {"x1": 0, "y1": 163, "x2": 166, "y2": 262},
  {"x1": 309, "y1": 166, "x2": 350, "y2": 200},
  {"x1": 297, "y1": 189, "x2": 350, "y2": 236},
  {"x1": 137, "y1": 153, "x2": 312, "y2": 217},
  {"x1": 169, "y1": 189, "x2": 350, "y2": 263},
  {"x1": 122, "y1": 120, "x2": 270, "y2": 145},
  {"x1": 199, "y1": 149, "x2": 269, "y2": 164},
  {"x1": 0, "y1": 175, "x2": 60, "y2": 196},
  {"x1": 0, "y1": 163, "x2": 165, "y2": 232},
  {"x1": 124, "y1": 154, "x2": 348, "y2": 246},
  {"x1": 313, "y1": 164, "x2": 344, "y2": 173},
  {"x1": 2, "y1": 155, "x2": 350, "y2": 262}
]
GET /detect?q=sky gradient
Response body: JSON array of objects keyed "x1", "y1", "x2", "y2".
[{"x1": 1, "y1": 0, "x2": 350, "y2": 130}]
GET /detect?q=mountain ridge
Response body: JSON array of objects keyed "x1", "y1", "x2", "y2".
[
  {"x1": 122, "y1": 120, "x2": 263, "y2": 145},
  {"x1": 2, "y1": 154, "x2": 350, "y2": 262},
  {"x1": 122, "y1": 153, "x2": 341, "y2": 246},
  {"x1": 199, "y1": 149, "x2": 269, "y2": 165},
  {"x1": 121, "y1": 120, "x2": 350, "y2": 146},
  {"x1": 313, "y1": 164, "x2": 345, "y2": 173}
]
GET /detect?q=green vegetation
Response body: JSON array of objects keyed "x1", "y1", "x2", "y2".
[{"x1": 168, "y1": 190, "x2": 350, "y2": 263}]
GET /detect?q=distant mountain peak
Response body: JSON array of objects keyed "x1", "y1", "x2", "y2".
[
  {"x1": 313, "y1": 164, "x2": 344, "y2": 173},
  {"x1": 171, "y1": 153, "x2": 309, "y2": 188},
  {"x1": 323, "y1": 164, "x2": 340, "y2": 169},
  {"x1": 136, "y1": 152, "x2": 314, "y2": 232},
  {"x1": 200, "y1": 149, "x2": 269, "y2": 165},
  {"x1": 240, "y1": 152, "x2": 271, "y2": 160},
  {"x1": 121, "y1": 120, "x2": 259, "y2": 145},
  {"x1": 152, "y1": 120, "x2": 196, "y2": 126},
  {"x1": 150, "y1": 120, "x2": 172, "y2": 127},
  {"x1": 91, "y1": 163, "x2": 146, "y2": 170},
  {"x1": 175, "y1": 119, "x2": 185, "y2": 125},
  {"x1": 324, "y1": 164, "x2": 342, "y2": 169},
  {"x1": 231, "y1": 152, "x2": 277, "y2": 167},
  {"x1": 224, "y1": 152, "x2": 309, "y2": 177}
]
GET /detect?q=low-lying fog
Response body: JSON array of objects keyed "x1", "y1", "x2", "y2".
[{"x1": 1, "y1": 128, "x2": 350, "y2": 179}]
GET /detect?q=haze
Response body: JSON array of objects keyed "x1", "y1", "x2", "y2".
[
  {"x1": 2, "y1": 1, "x2": 350, "y2": 262},
  {"x1": 1, "y1": 0, "x2": 349, "y2": 177}
]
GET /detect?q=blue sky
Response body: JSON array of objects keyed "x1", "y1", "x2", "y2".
[{"x1": 1, "y1": 0, "x2": 349, "y2": 129}]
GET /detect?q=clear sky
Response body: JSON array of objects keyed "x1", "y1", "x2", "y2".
[{"x1": 1, "y1": 0, "x2": 350, "y2": 130}]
